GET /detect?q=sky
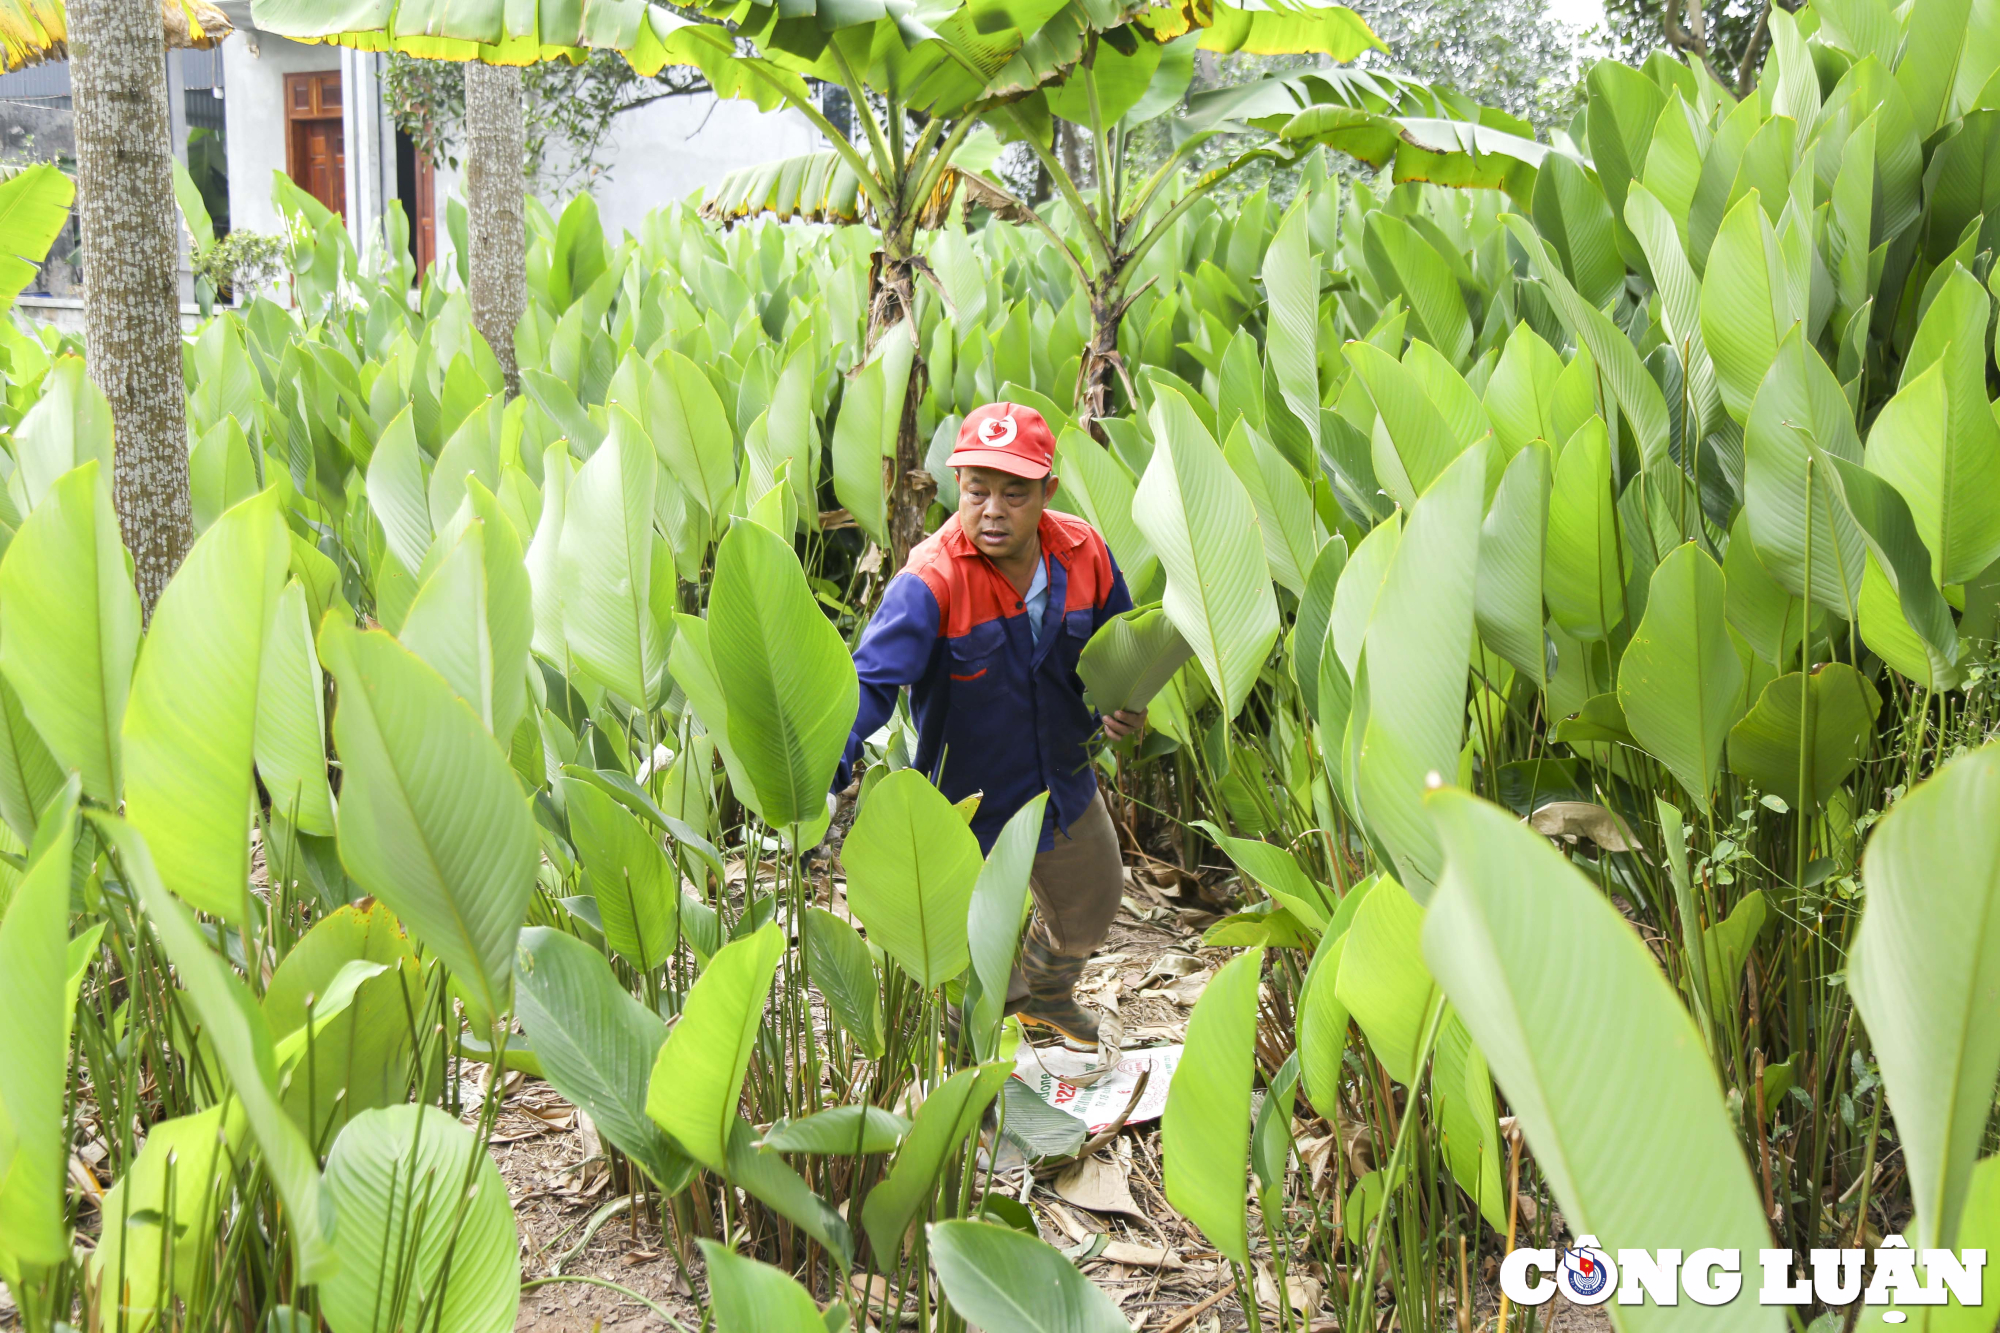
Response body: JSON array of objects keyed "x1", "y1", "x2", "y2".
[{"x1": 1547, "y1": 0, "x2": 1609, "y2": 35}]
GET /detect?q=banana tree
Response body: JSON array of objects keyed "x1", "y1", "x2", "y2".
[
  {"x1": 249, "y1": 0, "x2": 692, "y2": 394},
  {"x1": 678, "y1": 0, "x2": 1096, "y2": 566},
  {"x1": 967, "y1": 8, "x2": 1389, "y2": 430}
]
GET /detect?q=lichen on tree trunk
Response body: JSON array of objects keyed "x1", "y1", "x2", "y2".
[
  {"x1": 70, "y1": 0, "x2": 193, "y2": 618},
  {"x1": 465, "y1": 62, "x2": 527, "y2": 398}
]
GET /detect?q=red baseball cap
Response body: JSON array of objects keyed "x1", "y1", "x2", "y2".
[{"x1": 947, "y1": 402, "x2": 1056, "y2": 479}]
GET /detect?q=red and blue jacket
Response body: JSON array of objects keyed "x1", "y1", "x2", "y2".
[{"x1": 837, "y1": 510, "x2": 1133, "y2": 852}]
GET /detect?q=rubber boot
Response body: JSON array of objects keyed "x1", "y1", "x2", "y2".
[{"x1": 1006, "y1": 932, "x2": 1101, "y2": 1052}]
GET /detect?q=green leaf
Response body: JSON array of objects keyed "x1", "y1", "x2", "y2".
[
  {"x1": 1483, "y1": 323, "x2": 1576, "y2": 456},
  {"x1": 0, "y1": 671, "x2": 60, "y2": 846},
  {"x1": 1260, "y1": 195, "x2": 1322, "y2": 471},
  {"x1": 1543, "y1": 419, "x2": 1625, "y2": 643},
  {"x1": 319, "y1": 1106, "x2": 518, "y2": 1333},
  {"x1": 11, "y1": 357, "x2": 112, "y2": 514},
  {"x1": 561, "y1": 408, "x2": 668, "y2": 706},
  {"x1": 1216, "y1": 833, "x2": 1334, "y2": 931},
  {"x1": 1531, "y1": 151, "x2": 1624, "y2": 311},
  {"x1": 89, "y1": 813, "x2": 334, "y2": 1281},
  {"x1": 262, "y1": 901, "x2": 426, "y2": 1145},
  {"x1": 1726, "y1": 665, "x2": 1880, "y2": 812},
  {"x1": 645, "y1": 923, "x2": 783, "y2": 1171},
  {"x1": 1077, "y1": 604, "x2": 1193, "y2": 715},
  {"x1": 743, "y1": 350, "x2": 818, "y2": 523},
  {"x1": 1723, "y1": 510, "x2": 1807, "y2": 667},
  {"x1": 1354, "y1": 443, "x2": 1483, "y2": 896},
  {"x1": 1163, "y1": 947, "x2": 1263, "y2": 1267},
  {"x1": 88, "y1": 1105, "x2": 240, "y2": 1323},
  {"x1": 701, "y1": 519, "x2": 857, "y2": 829},
  {"x1": 366, "y1": 409, "x2": 434, "y2": 577},
  {"x1": 701, "y1": 1240, "x2": 827, "y2": 1333},
  {"x1": 255, "y1": 579, "x2": 335, "y2": 837},
  {"x1": 1617, "y1": 543, "x2": 1744, "y2": 805},
  {"x1": 0, "y1": 787, "x2": 76, "y2": 1267},
  {"x1": 966, "y1": 793, "x2": 1046, "y2": 1059},
  {"x1": 189, "y1": 418, "x2": 260, "y2": 535},
  {"x1": 1293, "y1": 536, "x2": 1347, "y2": 724},
  {"x1": 0, "y1": 461, "x2": 139, "y2": 804},
  {"x1": 1422, "y1": 788, "x2": 1781, "y2": 1333},
  {"x1": 400, "y1": 484, "x2": 534, "y2": 742},
  {"x1": 1348, "y1": 339, "x2": 1468, "y2": 509},
  {"x1": 1333, "y1": 877, "x2": 1439, "y2": 1085},
  {"x1": 123, "y1": 490, "x2": 289, "y2": 922},
  {"x1": 1699, "y1": 889, "x2": 1768, "y2": 1019},
  {"x1": 830, "y1": 355, "x2": 891, "y2": 547},
  {"x1": 1916, "y1": 1155, "x2": 2000, "y2": 1333},
  {"x1": 843, "y1": 767, "x2": 983, "y2": 988},
  {"x1": 1223, "y1": 419, "x2": 1320, "y2": 595},
  {"x1": 1055, "y1": 429, "x2": 1158, "y2": 600},
  {"x1": 1433, "y1": 1010, "x2": 1507, "y2": 1231},
  {"x1": 1700, "y1": 192, "x2": 1808, "y2": 424},
  {"x1": 1362, "y1": 210, "x2": 1473, "y2": 366},
  {"x1": 1743, "y1": 329, "x2": 1867, "y2": 618},
  {"x1": 318, "y1": 618, "x2": 538, "y2": 1034},
  {"x1": 558, "y1": 762, "x2": 726, "y2": 886},
  {"x1": 1625, "y1": 183, "x2": 1722, "y2": 443},
  {"x1": 1502, "y1": 215, "x2": 1670, "y2": 469},
  {"x1": 931, "y1": 1219, "x2": 1134, "y2": 1333},
  {"x1": 723, "y1": 1115, "x2": 854, "y2": 1269},
  {"x1": 758, "y1": 1105, "x2": 911, "y2": 1155},
  {"x1": 514, "y1": 926, "x2": 694, "y2": 1194},
  {"x1": 562, "y1": 776, "x2": 678, "y2": 972},
  {"x1": 525, "y1": 441, "x2": 571, "y2": 662},
  {"x1": 1829, "y1": 453, "x2": 1958, "y2": 675},
  {"x1": 1848, "y1": 743, "x2": 2000, "y2": 1251},
  {"x1": 1133, "y1": 385, "x2": 1279, "y2": 721},
  {"x1": 1330, "y1": 513, "x2": 1400, "y2": 681},
  {"x1": 998, "y1": 1077, "x2": 1087, "y2": 1162},
  {"x1": 0, "y1": 163, "x2": 74, "y2": 308},
  {"x1": 861, "y1": 1062, "x2": 1012, "y2": 1261},
  {"x1": 1873, "y1": 266, "x2": 2000, "y2": 586},
  {"x1": 802, "y1": 906, "x2": 884, "y2": 1059},
  {"x1": 1296, "y1": 924, "x2": 1351, "y2": 1123},
  {"x1": 647, "y1": 346, "x2": 737, "y2": 532},
  {"x1": 1476, "y1": 439, "x2": 1552, "y2": 684}
]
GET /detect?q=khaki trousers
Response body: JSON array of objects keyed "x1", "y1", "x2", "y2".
[{"x1": 1005, "y1": 790, "x2": 1125, "y2": 1002}]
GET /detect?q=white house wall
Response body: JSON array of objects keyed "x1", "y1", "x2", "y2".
[
  {"x1": 220, "y1": 32, "x2": 346, "y2": 246},
  {"x1": 222, "y1": 28, "x2": 821, "y2": 274},
  {"x1": 583, "y1": 93, "x2": 819, "y2": 241}
]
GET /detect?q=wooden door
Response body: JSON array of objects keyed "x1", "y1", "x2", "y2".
[
  {"x1": 284, "y1": 71, "x2": 347, "y2": 222},
  {"x1": 413, "y1": 150, "x2": 436, "y2": 279}
]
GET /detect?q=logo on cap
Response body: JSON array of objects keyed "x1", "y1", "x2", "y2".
[{"x1": 977, "y1": 412, "x2": 1019, "y2": 448}]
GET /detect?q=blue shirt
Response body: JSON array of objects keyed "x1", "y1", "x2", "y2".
[
  {"x1": 835, "y1": 512, "x2": 1133, "y2": 851},
  {"x1": 1023, "y1": 556, "x2": 1049, "y2": 646}
]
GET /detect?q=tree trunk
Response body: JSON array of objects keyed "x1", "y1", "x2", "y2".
[
  {"x1": 70, "y1": 0, "x2": 193, "y2": 619},
  {"x1": 869, "y1": 245, "x2": 934, "y2": 572},
  {"x1": 1078, "y1": 275, "x2": 1135, "y2": 440},
  {"x1": 465, "y1": 62, "x2": 527, "y2": 398}
]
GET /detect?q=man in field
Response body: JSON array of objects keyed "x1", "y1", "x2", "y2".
[{"x1": 835, "y1": 402, "x2": 1143, "y2": 1054}]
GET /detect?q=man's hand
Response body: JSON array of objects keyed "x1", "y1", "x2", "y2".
[{"x1": 1102, "y1": 708, "x2": 1147, "y2": 741}]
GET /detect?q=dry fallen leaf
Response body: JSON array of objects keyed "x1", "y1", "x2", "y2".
[
  {"x1": 1527, "y1": 801, "x2": 1642, "y2": 854},
  {"x1": 1255, "y1": 1263, "x2": 1323, "y2": 1318},
  {"x1": 1098, "y1": 1241, "x2": 1184, "y2": 1270},
  {"x1": 1055, "y1": 1152, "x2": 1144, "y2": 1219}
]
